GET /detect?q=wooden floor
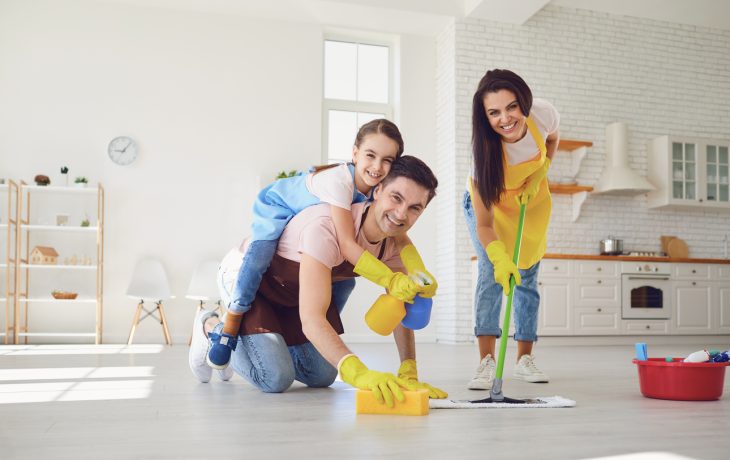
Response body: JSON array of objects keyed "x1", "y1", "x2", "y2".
[{"x1": 0, "y1": 341, "x2": 728, "y2": 459}]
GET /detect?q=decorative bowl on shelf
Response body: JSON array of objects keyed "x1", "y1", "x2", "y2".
[{"x1": 51, "y1": 290, "x2": 78, "y2": 300}]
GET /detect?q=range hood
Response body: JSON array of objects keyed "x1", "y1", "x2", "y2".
[{"x1": 593, "y1": 122, "x2": 655, "y2": 195}]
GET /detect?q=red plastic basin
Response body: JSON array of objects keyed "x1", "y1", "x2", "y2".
[{"x1": 633, "y1": 358, "x2": 730, "y2": 401}]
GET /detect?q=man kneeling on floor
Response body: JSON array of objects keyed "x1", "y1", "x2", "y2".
[{"x1": 189, "y1": 155, "x2": 447, "y2": 405}]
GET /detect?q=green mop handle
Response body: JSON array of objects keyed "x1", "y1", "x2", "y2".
[{"x1": 494, "y1": 202, "x2": 527, "y2": 380}]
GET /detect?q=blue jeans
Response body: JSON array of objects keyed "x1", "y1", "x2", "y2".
[
  {"x1": 218, "y1": 262, "x2": 356, "y2": 392},
  {"x1": 462, "y1": 191, "x2": 541, "y2": 342},
  {"x1": 228, "y1": 239, "x2": 278, "y2": 314}
]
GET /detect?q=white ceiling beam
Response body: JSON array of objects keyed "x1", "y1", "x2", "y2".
[{"x1": 464, "y1": 0, "x2": 551, "y2": 24}]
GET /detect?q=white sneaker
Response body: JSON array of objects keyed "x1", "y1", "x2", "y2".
[
  {"x1": 189, "y1": 310, "x2": 218, "y2": 383},
  {"x1": 467, "y1": 354, "x2": 496, "y2": 390},
  {"x1": 513, "y1": 354, "x2": 549, "y2": 383},
  {"x1": 215, "y1": 366, "x2": 234, "y2": 382}
]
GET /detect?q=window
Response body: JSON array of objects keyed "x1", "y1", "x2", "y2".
[{"x1": 323, "y1": 38, "x2": 393, "y2": 163}]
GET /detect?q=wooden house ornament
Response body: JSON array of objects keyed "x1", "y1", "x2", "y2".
[{"x1": 31, "y1": 246, "x2": 59, "y2": 265}]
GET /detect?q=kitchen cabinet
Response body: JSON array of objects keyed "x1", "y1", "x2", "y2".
[
  {"x1": 647, "y1": 136, "x2": 730, "y2": 210},
  {"x1": 717, "y1": 286, "x2": 730, "y2": 333},
  {"x1": 537, "y1": 259, "x2": 572, "y2": 335},
  {"x1": 671, "y1": 281, "x2": 713, "y2": 334},
  {"x1": 572, "y1": 260, "x2": 621, "y2": 335},
  {"x1": 622, "y1": 320, "x2": 669, "y2": 335},
  {"x1": 477, "y1": 256, "x2": 730, "y2": 337}
]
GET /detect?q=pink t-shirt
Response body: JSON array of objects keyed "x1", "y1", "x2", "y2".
[{"x1": 276, "y1": 201, "x2": 405, "y2": 272}]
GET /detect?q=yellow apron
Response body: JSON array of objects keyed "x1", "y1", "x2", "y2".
[{"x1": 469, "y1": 116, "x2": 552, "y2": 269}]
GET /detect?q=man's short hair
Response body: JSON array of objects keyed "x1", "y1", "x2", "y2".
[{"x1": 379, "y1": 155, "x2": 438, "y2": 204}]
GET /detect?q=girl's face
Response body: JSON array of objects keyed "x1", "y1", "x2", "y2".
[
  {"x1": 352, "y1": 132, "x2": 399, "y2": 193},
  {"x1": 483, "y1": 89, "x2": 527, "y2": 144}
]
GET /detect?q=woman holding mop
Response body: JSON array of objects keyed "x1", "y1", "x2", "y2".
[{"x1": 463, "y1": 69, "x2": 560, "y2": 390}]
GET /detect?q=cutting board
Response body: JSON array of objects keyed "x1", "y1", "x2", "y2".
[
  {"x1": 667, "y1": 238, "x2": 689, "y2": 258},
  {"x1": 660, "y1": 235, "x2": 677, "y2": 254}
]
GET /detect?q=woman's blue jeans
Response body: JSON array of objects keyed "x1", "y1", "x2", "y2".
[{"x1": 462, "y1": 191, "x2": 541, "y2": 342}]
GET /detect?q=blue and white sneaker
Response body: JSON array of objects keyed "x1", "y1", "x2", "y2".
[{"x1": 206, "y1": 326, "x2": 238, "y2": 370}]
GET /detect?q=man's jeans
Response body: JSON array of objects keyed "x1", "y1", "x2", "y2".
[
  {"x1": 462, "y1": 191, "x2": 541, "y2": 342},
  {"x1": 218, "y1": 248, "x2": 355, "y2": 392}
]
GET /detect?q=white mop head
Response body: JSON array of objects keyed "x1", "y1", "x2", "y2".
[{"x1": 430, "y1": 396, "x2": 576, "y2": 409}]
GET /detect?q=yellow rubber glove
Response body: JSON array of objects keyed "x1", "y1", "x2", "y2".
[
  {"x1": 399, "y1": 244, "x2": 438, "y2": 298},
  {"x1": 485, "y1": 241, "x2": 522, "y2": 295},
  {"x1": 397, "y1": 359, "x2": 448, "y2": 399},
  {"x1": 354, "y1": 251, "x2": 420, "y2": 302},
  {"x1": 518, "y1": 157, "x2": 551, "y2": 205},
  {"x1": 338, "y1": 355, "x2": 406, "y2": 407}
]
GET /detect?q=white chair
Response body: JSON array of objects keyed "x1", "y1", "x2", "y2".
[
  {"x1": 185, "y1": 260, "x2": 223, "y2": 344},
  {"x1": 126, "y1": 258, "x2": 174, "y2": 345}
]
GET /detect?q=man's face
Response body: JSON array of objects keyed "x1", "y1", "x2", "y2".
[{"x1": 371, "y1": 176, "x2": 430, "y2": 237}]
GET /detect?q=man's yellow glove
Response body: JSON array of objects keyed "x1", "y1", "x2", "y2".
[
  {"x1": 399, "y1": 244, "x2": 438, "y2": 298},
  {"x1": 354, "y1": 251, "x2": 420, "y2": 302},
  {"x1": 518, "y1": 157, "x2": 551, "y2": 205},
  {"x1": 486, "y1": 241, "x2": 521, "y2": 295},
  {"x1": 397, "y1": 359, "x2": 448, "y2": 399},
  {"x1": 338, "y1": 355, "x2": 406, "y2": 407}
]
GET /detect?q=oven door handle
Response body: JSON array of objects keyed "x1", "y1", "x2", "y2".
[{"x1": 626, "y1": 276, "x2": 670, "y2": 281}]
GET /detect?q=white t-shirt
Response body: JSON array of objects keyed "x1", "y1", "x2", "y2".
[{"x1": 305, "y1": 163, "x2": 355, "y2": 210}]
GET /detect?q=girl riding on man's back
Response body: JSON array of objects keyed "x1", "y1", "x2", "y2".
[{"x1": 207, "y1": 119, "x2": 437, "y2": 369}]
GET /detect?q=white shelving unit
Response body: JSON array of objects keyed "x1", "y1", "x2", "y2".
[
  {"x1": 1, "y1": 181, "x2": 19, "y2": 344},
  {"x1": 15, "y1": 182, "x2": 104, "y2": 344}
]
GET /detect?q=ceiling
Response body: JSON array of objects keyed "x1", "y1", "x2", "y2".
[{"x1": 92, "y1": 0, "x2": 730, "y2": 34}]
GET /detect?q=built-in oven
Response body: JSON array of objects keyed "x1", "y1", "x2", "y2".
[{"x1": 621, "y1": 262, "x2": 672, "y2": 319}]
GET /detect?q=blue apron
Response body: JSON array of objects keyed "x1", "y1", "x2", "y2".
[{"x1": 250, "y1": 163, "x2": 369, "y2": 241}]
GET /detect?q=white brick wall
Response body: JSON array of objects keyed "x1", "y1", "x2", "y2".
[{"x1": 435, "y1": 5, "x2": 730, "y2": 342}]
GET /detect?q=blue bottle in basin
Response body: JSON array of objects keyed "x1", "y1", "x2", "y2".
[{"x1": 401, "y1": 295, "x2": 432, "y2": 330}]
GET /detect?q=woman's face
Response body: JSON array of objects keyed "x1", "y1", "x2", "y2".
[{"x1": 483, "y1": 89, "x2": 527, "y2": 144}]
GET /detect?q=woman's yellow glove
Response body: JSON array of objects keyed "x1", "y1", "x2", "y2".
[
  {"x1": 338, "y1": 355, "x2": 407, "y2": 407},
  {"x1": 354, "y1": 251, "x2": 420, "y2": 302},
  {"x1": 485, "y1": 241, "x2": 521, "y2": 295},
  {"x1": 397, "y1": 359, "x2": 448, "y2": 399},
  {"x1": 518, "y1": 157, "x2": 551, "y2": 205},
  {"x1": 399, "y1": 245, "x2": 438, "y2": 298}
]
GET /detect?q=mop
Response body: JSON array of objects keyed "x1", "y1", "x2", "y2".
[{"x1": 431, "y1": 202, "x2": 575, "y2": 409}]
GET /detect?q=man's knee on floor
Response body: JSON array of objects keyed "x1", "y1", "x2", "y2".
[
  {"x1": 257, "y1": 367, "x2": 296, "y2": 393},
  {"x1": 300, "y1": 367, "x2": 338, "y2": 388}
]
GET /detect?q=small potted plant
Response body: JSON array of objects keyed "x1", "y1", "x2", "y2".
[
  {"x1": 60, "y1": 166, "x2": 69, "y2": 186},
  {"x1": 74, "y1": 176, "x2": 88, "y2": 188}
]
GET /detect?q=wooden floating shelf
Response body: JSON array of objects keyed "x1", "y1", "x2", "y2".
[
  {"x1": 549, "y1": 183, "x2": 594, "y2": 194},
  {"x1": 558, "y1": 139, "x2": 593, "y2": 151}
]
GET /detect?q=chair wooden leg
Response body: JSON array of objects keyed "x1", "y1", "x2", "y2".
[
  {"x1": 127, "y1": 301, "x2": 144, "y2": 345},
  {"x1": 157, "y1": 301, "x2": 172, "y2": 346}
]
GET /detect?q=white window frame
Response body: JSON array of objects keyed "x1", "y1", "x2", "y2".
[{"x1": 322, "y1": 33, "x2": 395, "y2": 164}]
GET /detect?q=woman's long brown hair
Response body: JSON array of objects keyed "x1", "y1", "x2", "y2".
[{"x1": 471, "y1": 69, "x2": 532, "y2": 208}]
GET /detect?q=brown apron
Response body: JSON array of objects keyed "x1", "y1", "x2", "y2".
[{"x1": 239, "y1": 226, "x2": 387, "y2": 346}]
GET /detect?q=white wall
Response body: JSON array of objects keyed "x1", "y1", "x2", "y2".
[
  {"x1": 0, "y1": 0, "x2": 439, "y2": 343},
  {"x1": 436, "y1": 5, "x2": 730, "y2": 342}
]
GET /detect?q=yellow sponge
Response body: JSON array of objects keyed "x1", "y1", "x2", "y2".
[{"x1": 355, "y1": 389, "x2": 429, "y2": 416}]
